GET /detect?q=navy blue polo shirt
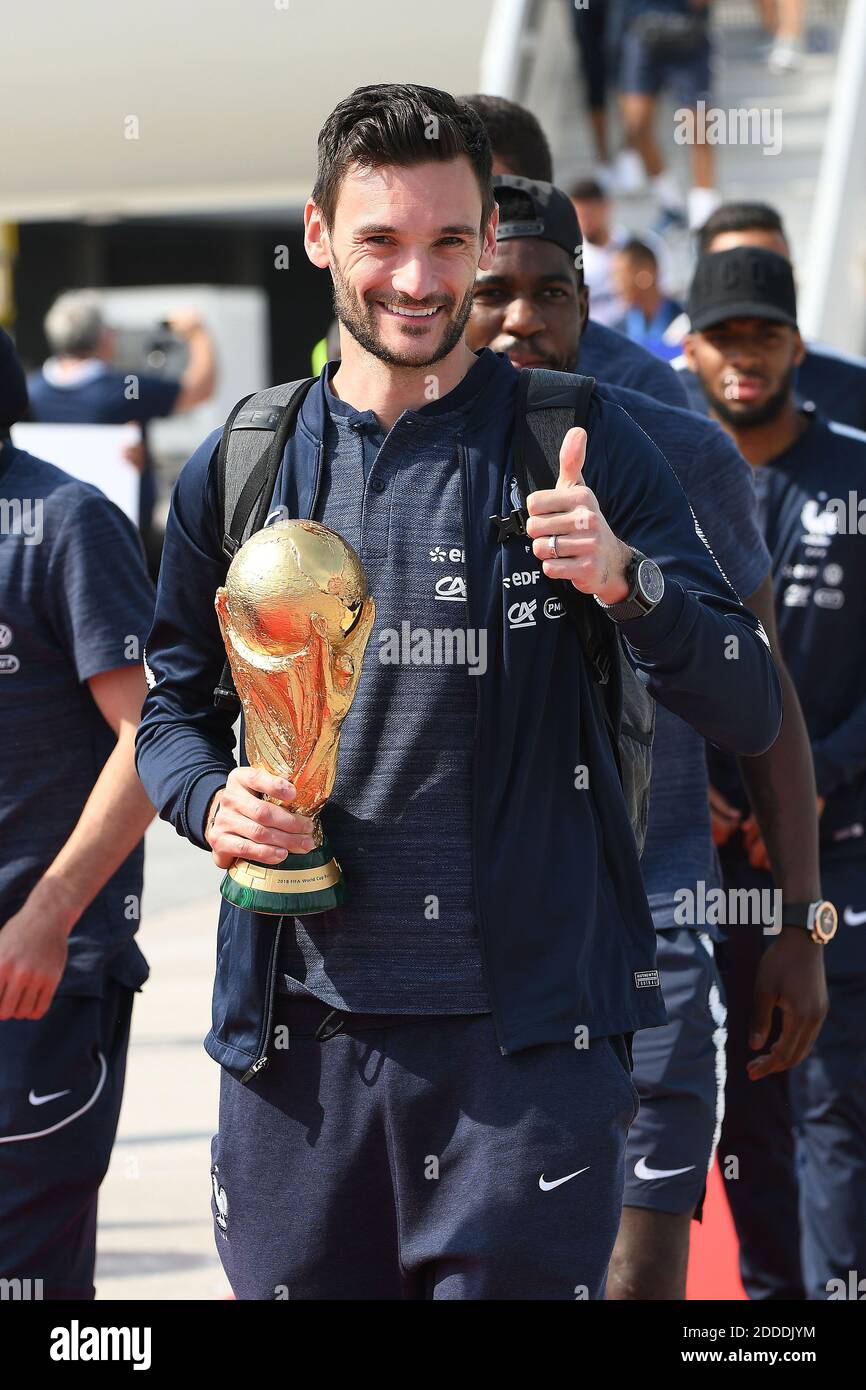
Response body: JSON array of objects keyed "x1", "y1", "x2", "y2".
[
  {"x1": 275, "y1": 353, "x2": 497, "y2": 1012},
  {"x1": 797, "y1": 344, "x2": 866, "y2": 433},
  {"x1": 707, "y1": 409, "x2": 866, "y2": 856},
  {"x1": 0, "y1": 443, "x2": 155, "y2": 993}
]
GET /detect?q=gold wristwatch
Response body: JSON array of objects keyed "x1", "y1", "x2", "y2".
[{"x1": 782, "y1": 900, "x2": 838, "y2": 945}]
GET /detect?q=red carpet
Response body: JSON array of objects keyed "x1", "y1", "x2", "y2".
[{"x1": 686, "y1": 1161, "x2": 747, "y2": 1300}]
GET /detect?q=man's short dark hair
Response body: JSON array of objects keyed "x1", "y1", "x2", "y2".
[
  {"x1": 312, "y1": 83, "x2": 495, "y2": 232},
  {"x1": 620, "y1": 237, "x2": 658, "y2": 270},
  {"x1": 568, "y1": 178, "x2": 606, "y2": 202},
  {"x1": 460, "y1": 93, "x2": 553, "y2": 181},
  {"x1": 697, "y1": 202, "x2": 788, "y2": 254}
]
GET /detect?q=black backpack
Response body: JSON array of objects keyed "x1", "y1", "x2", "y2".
[{"x1": 212, "y1": 368, "x2": 654, "y2": 855}]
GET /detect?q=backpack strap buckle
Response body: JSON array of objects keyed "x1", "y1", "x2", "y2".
[
  {"x1": 489, "y1": 507, "x2": 528, "y2": 543},
  {"x1": 213, "y1": 682, "x2": 241, "y2": 711}
]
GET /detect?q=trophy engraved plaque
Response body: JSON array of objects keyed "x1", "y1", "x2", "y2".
[{"x1": 215, "y1": 518, "x2": 375, "y2": 915}]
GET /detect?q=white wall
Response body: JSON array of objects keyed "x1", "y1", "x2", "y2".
[{"x1": 0, "y1": 0, "x2": 496, "y2": 221}]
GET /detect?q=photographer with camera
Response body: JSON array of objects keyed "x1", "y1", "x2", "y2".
[{"x1": 27, "y1": 291, "x2": 217, "y2": 577}]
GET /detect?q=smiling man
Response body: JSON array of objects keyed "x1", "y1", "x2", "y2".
[
  {"x1": 684, "y1": 246, "x2": 866, "y2": 1300},
  {"x1": 136, "y1": 85, "x2": 782, "y2": 1301}
]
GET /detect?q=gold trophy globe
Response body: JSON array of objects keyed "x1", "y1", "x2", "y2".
[{"x1": 215, "y1": 519, "x2": 375, "y2": 915}]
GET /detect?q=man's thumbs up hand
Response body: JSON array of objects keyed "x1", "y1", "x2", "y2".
[
  {"x1": 525, "y1": 426, "x2": 632, "y2": 603},
  {"x1": 557, "y1": 426, "x2": 587, "y2": 489}
]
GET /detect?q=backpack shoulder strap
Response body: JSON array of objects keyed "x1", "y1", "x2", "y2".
[
  {"x1": 216, "y1": 378, "x2": 316, "y2": 562},
  {"x1": 212, "y1": 377, "x2": 315, "y2": 708},
  {"x1": 515, "y1": 367, "x2": 595, "y2": 463},
  {"x1": 511, "y1": 368, "x2": 613, "y2": 688}
]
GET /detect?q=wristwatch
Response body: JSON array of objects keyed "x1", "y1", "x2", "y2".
[
  {"x1": 782, "y1": 900, "x2": 838, "y2": 945},
  {"x1": 596, "y1": 549, "x2": 665, "y2": 622}
]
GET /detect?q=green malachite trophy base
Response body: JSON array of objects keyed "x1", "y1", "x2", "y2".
[{"x1": 220, "y1": 834, "x2": 346, "y2": 915}]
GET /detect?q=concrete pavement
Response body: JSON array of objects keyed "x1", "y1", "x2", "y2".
[{"x1": 95, "y1": 818, "x2": 231, "y2": 1300}]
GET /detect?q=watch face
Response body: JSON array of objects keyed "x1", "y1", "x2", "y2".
[
  {"x1": 815, "y1": 901, "x2": 838, "y2": 943},
  {"x1": 637, "y1": 559, "x2": 665, "y2": 606}
]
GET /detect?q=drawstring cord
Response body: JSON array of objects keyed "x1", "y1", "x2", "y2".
[{"x1": 314, "y1": 1008, "x2": 346, "y2": 1042}]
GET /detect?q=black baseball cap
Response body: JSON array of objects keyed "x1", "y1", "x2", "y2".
[
  {"x1": 492, "y1": 174, "x2": 582, "y2": 261},
  {"x1": 0, "y1": 327, "x2": 28, "y2": 435},
  {"x1": 688, "y1": 246, "x2": 798, "y2": 332}
]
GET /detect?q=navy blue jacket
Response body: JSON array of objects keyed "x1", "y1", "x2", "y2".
[{"x1": 136, "y1": 350, "x2": 782, "y2": 1077}]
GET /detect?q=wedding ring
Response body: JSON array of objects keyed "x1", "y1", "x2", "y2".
[{"x1": 549, "y1": 534, "x2": 560, "y2": 560}]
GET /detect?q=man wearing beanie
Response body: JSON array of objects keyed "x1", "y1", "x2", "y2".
[
  {"x1": 0, "y1": 328, "x2": 155, "y2": 1298},
  {"x1": 684, "y1": 247, "x2": 866, "y2": 1300},
  {"x1": 674, "y1": 201, "x2": 866, "y2": 432}
]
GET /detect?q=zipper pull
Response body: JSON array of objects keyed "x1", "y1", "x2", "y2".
[{"x1": 240, "y1": 1054, "x2": 269, "y2": 1085}]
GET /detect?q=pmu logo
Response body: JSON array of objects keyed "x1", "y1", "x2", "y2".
[
  {"x1": 544, "y1": 598, "x2": 565, "y2": 620},
  {"x1": 508, "y1": 599, "x2": 537, "y2": 630},
  {"x1": 435, "y1": 575, "x2": 466, "y2": 602},
  {"x1": 814, "y1": 588, "x2": 844, "y2": 610}
]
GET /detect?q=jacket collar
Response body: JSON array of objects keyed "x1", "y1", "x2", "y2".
[{"x1": 296, "y1": 346, "x2": 515, "y2": 447}]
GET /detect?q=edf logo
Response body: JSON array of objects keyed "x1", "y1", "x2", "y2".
[{"x1": 503, "y1": 570, "x2": 541, "y2": 589}]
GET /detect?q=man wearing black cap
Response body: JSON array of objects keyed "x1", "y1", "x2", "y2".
[
  {"x1": 0, "y1": 327, "x2": 155, "y2": 1298},
  {"x1": 461, "y1": 92, "x2": 691, "y2": 411},
  {"x1": 468, "y1": 178, "x2": 826, "y2": 1299},
  {"x1": 673, "y1": 201, "x2": 866, "y2": 432},
  {"x1": 684, "y1": 246, "x2": 866, "y2": 1300}
]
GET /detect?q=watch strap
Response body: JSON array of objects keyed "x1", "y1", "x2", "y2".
[
  {"x1": 780, "y1": 901, "x2": 814, "y2": 928},
  {"x1": 596, "y1": 551, "x2": 661, "y2": 623}
]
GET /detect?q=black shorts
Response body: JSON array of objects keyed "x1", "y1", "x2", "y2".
[{"x1": 0, "y1": 977, "x2": 134, "y2": 1299}]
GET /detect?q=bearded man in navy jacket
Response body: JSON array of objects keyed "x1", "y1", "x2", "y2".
[{"x1": 136, "y1": 83, "x2": 781, "y2": 1301}]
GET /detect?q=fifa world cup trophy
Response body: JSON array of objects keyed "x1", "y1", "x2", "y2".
[{"x1": 214, "y1": 519, "x2": 375, "y2": 915}]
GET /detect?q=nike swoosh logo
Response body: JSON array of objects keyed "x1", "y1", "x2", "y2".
[
  {"x1": 28, "y1": 1088, "x2": 72, "y2": 1107},
  {"x1": 844, "y1": 907, "x2": 866, "y2": 926},
  {"x1": 2, "y1": 1054, "x2": 106, "y2": 1145},
  {"x1": 538, "y1": 1166, "x2": 590, "y2": 1191},
  {"x1": 634, "y1": 1157, "x2": 696, "y2": 1181}
]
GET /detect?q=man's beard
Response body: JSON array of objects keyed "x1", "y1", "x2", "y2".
[
  {"x1": 330, "y1": 254, "x2": 474, "y2": 369},
  {"x1": 708, "y1": 366, "x2": 795, "y2": 429}
]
